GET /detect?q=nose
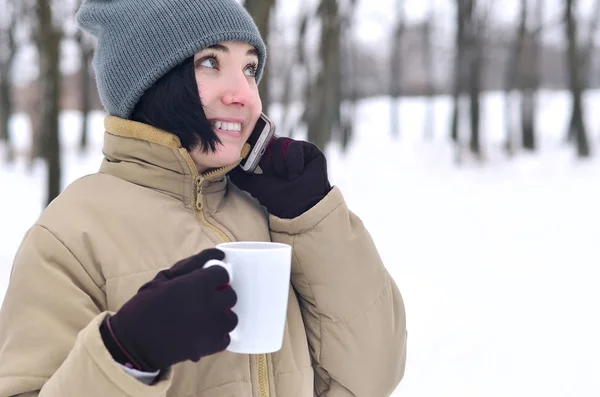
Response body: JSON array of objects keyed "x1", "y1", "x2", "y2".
[{"x1": 221, "y1": 71, "x2": 254, "y2": 108}]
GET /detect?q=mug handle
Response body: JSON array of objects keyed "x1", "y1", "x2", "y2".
[
  {"x1": 203, "y1": 259, "x2": 233, "y2": 283},
  {"x1": 202, "y1": 259, "x2": 238, "y2": 343}
]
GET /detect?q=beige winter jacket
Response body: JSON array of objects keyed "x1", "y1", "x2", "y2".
[{"x1": 0, "y1": 117, "x2": 407, "y2": 397}]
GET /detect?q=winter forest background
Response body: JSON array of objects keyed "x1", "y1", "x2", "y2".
[{"x1": 2, "y1": 0, "x2": 600, "y2": 396}]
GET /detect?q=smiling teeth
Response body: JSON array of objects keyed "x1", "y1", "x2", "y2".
[{"x1": 213, "y1": 121, "x2": 241, "y2": 132}]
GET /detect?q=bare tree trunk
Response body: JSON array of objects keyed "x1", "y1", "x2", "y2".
[
  {"x1": 280, "y1": 11, "x2": 309, "y2": 138},
  {"x1": 27, "y1": 84, "x2": 43, "y2": 171},
  {"x1": 451, "y1": 0, "x2": 471, "y2": 146},
  {"x1": 423, "y1": 1, "x2": 436, "y2": 140},
  {"x1": 339, "y1": 1, "x2": 358, "y2": 151},
  {"x1": 79, "y1": 67, "x2": 90, "y2": 152},
  {"x1": 0, "y1": 76, "x2": 15, "y2": 165},
  {"x1": 452, "y1": 0, "x2": 482, "y2": 158},
  {"x1": 0, "y1": 2, "x2": 16, "y2": 163},
  {"x1": 468, "y1": 33, "x2": 482, "y2": 158},
  {"x1": 520, "y1": 89, "x2": 536, "y2": 150},
  {"x1": 520, "y1": 0, "x2": 542, "y2": 152},
  {"x1": 278, "y1": 55, "x2": 296, "y2": 137},
  {"x1": 0, "y1": 74, "x2": 14, "y2": 164},
  {"x1": 36, "y1": 0, "x2": 63, "y2": 205},
  {"x1": 565, "y1": 0, "x2": 590, "y2": 157},
  {"x1": 76, "y1": 30, "x2": 93, "y2": 153},
  {"x1": 582, "y1": 0, "x2": 600, "y2": 82},
  {"x1": 390, "y1": 0, "x2": 405, "y2": 138},
  {"x1": 581, "y1": 0, "x2": 600, "y2": 89},
  {"x1": 244, "y1": 0, "x2": 276, "y2": 116},
  {"x1": 306, "y1": 0, "x2": 341, "y2": 151},
  {"x1": 566, "y1": 0, "x2": 600, "y2": 142},
  {"x1": 467, "y1": 5, "x2": 485, "y2": 159},
  {"x1": 503, "y1": 0, "x2": 528, "y2": 156}
]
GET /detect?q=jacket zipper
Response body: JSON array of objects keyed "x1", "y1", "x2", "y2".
[
  {"x1": 258, "y1": 354, "x2": 270, "y2": 397},
  {"x1": 193, "y1": 176, "x2": 231, "y2": 242},
  {"x1": 180, "y1": 149, "x2": 270, "y2": 397}
]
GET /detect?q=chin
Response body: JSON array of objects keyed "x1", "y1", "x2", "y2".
[
  {"x1": 211, "y1": 146, "x2": 243, "y2": 167},
  {"x1": 192, "y1": 143, "x2": 244, "y2": 172}
]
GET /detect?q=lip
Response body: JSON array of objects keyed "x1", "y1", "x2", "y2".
[{"x1": 214, "y1": 128, "x2": 242, "y2": 139}]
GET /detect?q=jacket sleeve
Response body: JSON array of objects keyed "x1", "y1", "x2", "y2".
[
  {"x1": 269, "y1": 187, "x2": 407, "y2": 397},
  {"x1": 0, "y1": 225, "x2": 173, "y2": 396}
]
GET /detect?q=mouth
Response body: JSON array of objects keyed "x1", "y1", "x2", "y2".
[{"x1": 210, "y1": 119, "x2": 244, "y2": 139}]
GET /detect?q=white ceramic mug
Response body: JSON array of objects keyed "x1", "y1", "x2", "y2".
[{"x1": 204, "y1": 241, "x2": 292, "y2": 354}]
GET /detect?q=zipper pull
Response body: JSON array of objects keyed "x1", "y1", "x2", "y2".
[{"x1": 195, "y1": 177, "x2": 204, "y2": 211}]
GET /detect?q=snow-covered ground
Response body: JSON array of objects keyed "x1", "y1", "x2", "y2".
[{"x1": 1, "y1": 91, "x2": 600, "y2": 396}]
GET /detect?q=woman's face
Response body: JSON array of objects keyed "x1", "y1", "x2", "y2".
[{"x1": 190, "y1": 41, "x2": 262, "y2": 172}]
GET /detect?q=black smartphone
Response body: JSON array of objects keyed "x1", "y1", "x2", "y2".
[{"x1": 239, "y1": 112, "x2": 276, "y2": 173}]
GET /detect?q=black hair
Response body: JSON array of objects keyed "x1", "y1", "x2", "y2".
[{"x1": 130, "y1": 57, "x2": 221, "y2": 153}]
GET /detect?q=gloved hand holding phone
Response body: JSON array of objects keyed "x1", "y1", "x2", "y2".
[{"x1": 228, "y1": 137, "x2": 332, "y2": 219}]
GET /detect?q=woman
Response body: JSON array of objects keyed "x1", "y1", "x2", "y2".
[{"x1": 0, "y1": 0, "x2": 407, "y2": 396}]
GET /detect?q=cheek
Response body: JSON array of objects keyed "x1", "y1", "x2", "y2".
[
  {"x1": 251, "y1": 89, "x2": 263, "y2": 117},
  {"x1": 245, "y1": 93, "x2": 262, "y2": 138},
  {"x1": 195, "y1": 78, "x2": 216, "y2": 105}
]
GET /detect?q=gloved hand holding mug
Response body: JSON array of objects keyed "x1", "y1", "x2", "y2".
[{"x1": 100, "y1": 248, "x2": 237, "y2": 372}]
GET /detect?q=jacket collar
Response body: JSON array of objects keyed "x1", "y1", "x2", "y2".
[{"x1": 99, "y1": 116, "x2": 248, "y2": 209}]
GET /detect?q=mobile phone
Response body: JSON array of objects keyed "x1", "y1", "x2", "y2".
[{"x1": 240, "y1": 112, "x2": 276, "y2": 173}]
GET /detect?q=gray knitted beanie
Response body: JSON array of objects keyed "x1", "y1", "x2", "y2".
[{"x1": 76, "y1": 0, "x2": 267, "y2": 119}]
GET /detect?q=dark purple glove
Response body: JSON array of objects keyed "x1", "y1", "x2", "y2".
[
  {"x1": 100, "y1": 248, "x2": 237, "y2": 372},
  {"x1": 228, "y1": 138, "x2": 332, "y2": 219}
]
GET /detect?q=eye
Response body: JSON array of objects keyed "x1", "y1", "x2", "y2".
[
  {"x1": 196, "y1": 55, "x2": 218, "y2": 70},
  {"x1": 244, "y1": 62, "x2": 258, "y2": 78}
]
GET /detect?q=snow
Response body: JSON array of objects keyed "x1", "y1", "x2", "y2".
[{"x1": 2, "y1": 91, "x2": 600, "y2": 396}]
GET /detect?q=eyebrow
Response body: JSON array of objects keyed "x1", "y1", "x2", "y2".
[{"x1": 206, "y1": 44, "x2": 258, "y2": 57}]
